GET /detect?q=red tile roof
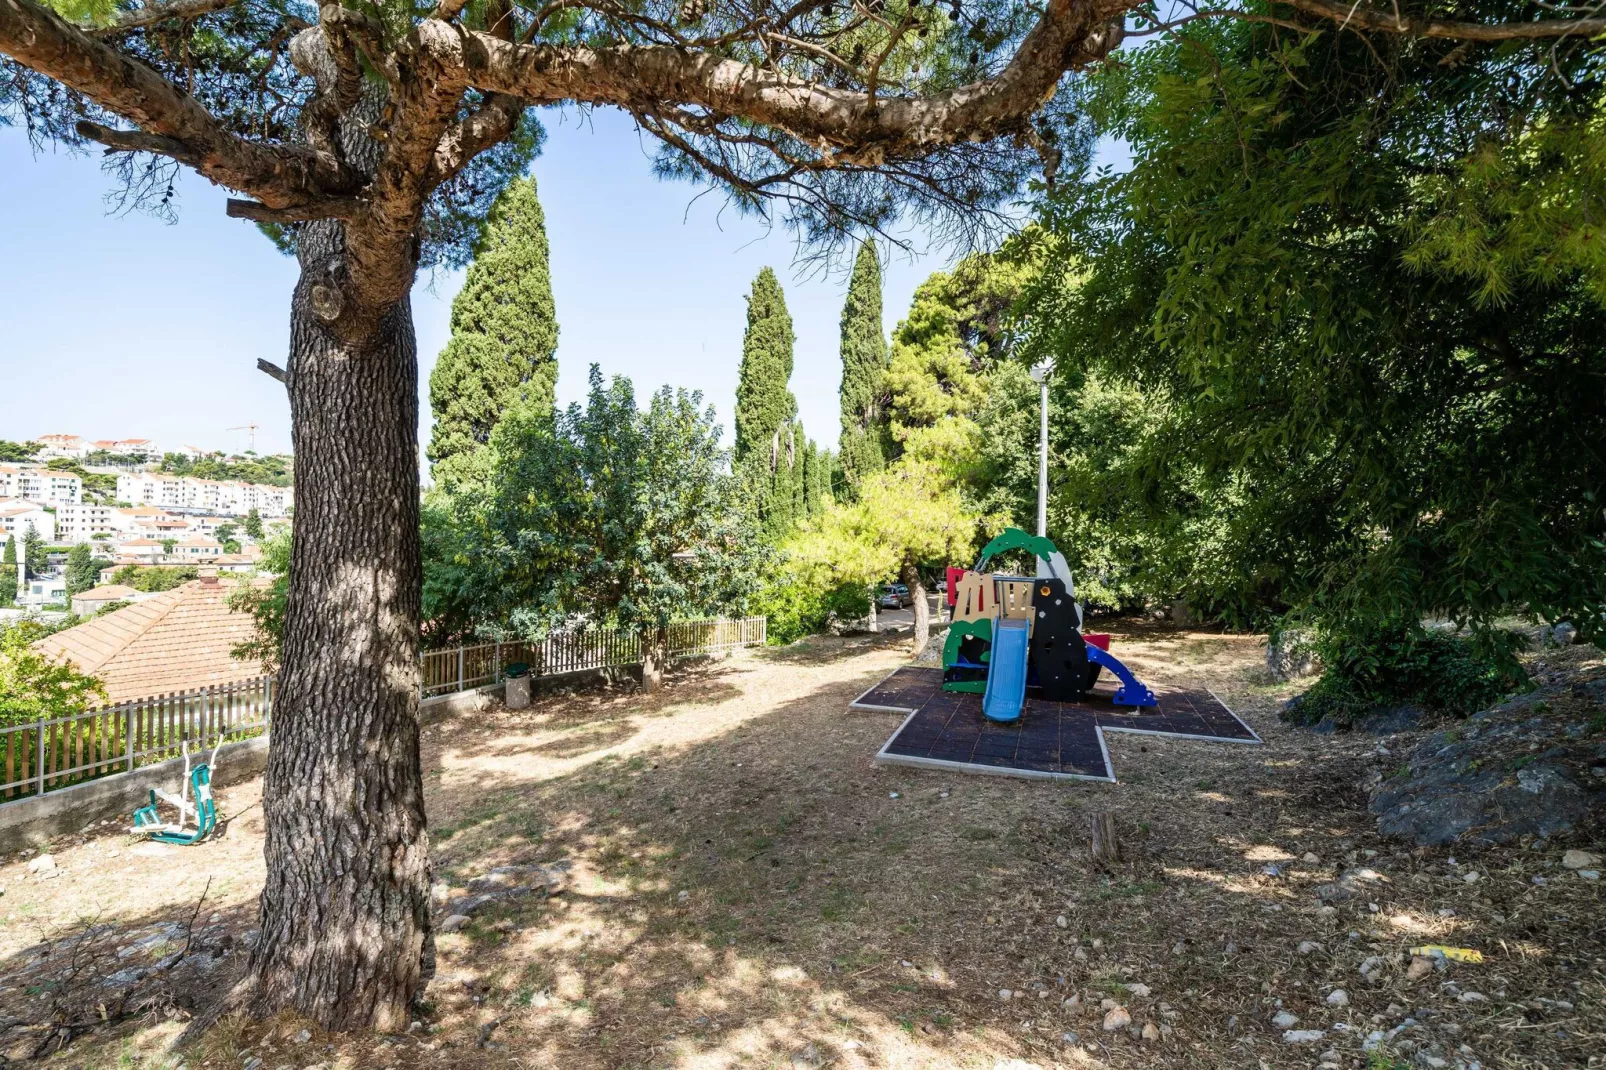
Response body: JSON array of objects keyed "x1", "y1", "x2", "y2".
[{"x1": 33, "y1": 580, "x2": 267, "y2": 703}]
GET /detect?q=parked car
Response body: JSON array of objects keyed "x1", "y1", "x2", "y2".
[{"x1": 878, "y1": 584, "x2": 911, "y2": 609}]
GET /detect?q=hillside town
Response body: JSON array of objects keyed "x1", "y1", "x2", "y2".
[{"x1": 0, "y1": 433, "x2": 289, "y2": 611}]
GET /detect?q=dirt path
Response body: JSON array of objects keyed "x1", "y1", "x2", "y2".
[{"x1": 0, "y1": 625, "x2": 1599, "y2": 1069}]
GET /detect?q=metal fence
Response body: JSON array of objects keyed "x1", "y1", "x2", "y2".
[
  {"x1": 1, "y1": 617, "x2": 765, "y2": 804},
  {"x1": 1, "y1": 675, "x2": 272, "y2": 803}
]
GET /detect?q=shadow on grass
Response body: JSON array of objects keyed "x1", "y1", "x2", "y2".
[{"x1": 4, "y1": 636, "x2": 1593, "y2": 1070}]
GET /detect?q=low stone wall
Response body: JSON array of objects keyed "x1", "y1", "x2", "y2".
[{"x1": 0, "y1": 736, "x2": 270, "y2": 854}]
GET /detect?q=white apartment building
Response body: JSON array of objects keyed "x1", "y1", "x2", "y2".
[
  {"x1": 173, "y1": 535, "x2": 223, "y2": 560},
  {"x1": 55, "y1": 502, "x2": 118, "y2": 543},
  {"x1": 18, "y1": 573, "x2": 68, "y2": 608},
  {"x1": 34, "y1": 434, "x2": 88, "y2": 460},
  {"x1": 115, "y1": 472, "x2": 291, "y2": 518},
  {"x1": 113, "y1": 537, "x2": 165, "y2": 562},
  {"x1": 0, "y1": 500, "x2": 57, "y2": 544},
  {"x1": 38, "y1": 434, "x2": 160, "y2": 459},
  {"x1": 0, "y1": 466, "x2": 82, "y2": 504}
]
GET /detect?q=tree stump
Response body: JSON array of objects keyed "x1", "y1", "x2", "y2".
[{"x1": 1088, "y1": 811, "x2": 1120, "y2": 863}]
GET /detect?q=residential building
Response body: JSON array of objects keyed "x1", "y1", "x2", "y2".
[
  {"x1": 34, "y1": 434, "x2": 88, "y2": 460},
  {"x1": 0, "y1": 500, "x2": 57, "y2": 544},
  {"x1": 0, "y1": 466, "x2": 82, "y2": 504},
  {"x1": 173, "y1": 535, "x2": 223, "y2": 560},
  {"x1": 114, "y1": 472, "x2": 291, "y2": 518},
  {"x1": 33, "y1": 575, "x2": 268, "y2": 702},
  {"x1": 18, "y1": 573, "x2": 68, "y2": 608},
  {"x1": 114, "y1": 536, "x2": 165, "y2": 563},
  {"x1": 55, "y1": 502, "x2": 117, "y2": 543},
  {"x1": 112, "y1": 506, "x2": 168, "y2": 533},
  {"x1": 70, "y1": 583, "x2": 148, "y2": 615},
  {"x1": 213, "y1": 553, "x2": 260, "y2": 573}
]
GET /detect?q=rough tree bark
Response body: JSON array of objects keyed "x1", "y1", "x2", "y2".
[
  {"x1": 238, "y1": 213, "x2": 431, "y2": 1030},
  {"x1": 239, "y1": 214, "x2": 431, "y2": 1030},
  {"x1": 902, "y1": 560, "x2": 930, "y2": 657},
  {"x1": 641, "y1": 627, "x2": 668, "y2": 694}
]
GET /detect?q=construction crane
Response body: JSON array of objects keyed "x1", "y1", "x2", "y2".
[{"x1": 227, "y1": 423, "x2": 261, "y2": 452}]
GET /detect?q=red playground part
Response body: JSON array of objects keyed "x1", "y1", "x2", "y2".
[
  {"x1": 945, "y1": 565, "x2": 965, "y2": 606},
  {"x1": 1083, "y1": 633, "x2": 1111, "y2": 651}
]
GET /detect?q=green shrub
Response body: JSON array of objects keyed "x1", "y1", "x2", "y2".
[
  {"x1": 1282, "y1": 617, "x2": 1528, "y2": 728},
  {"x1": 111, "y1": 565, "x2": 198, "y2": 592},
  {"x1": 752, "y1": 574, "x2": 869, "y2": 645}
]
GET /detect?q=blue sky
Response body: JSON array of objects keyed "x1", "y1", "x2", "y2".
[{"x1": 0, "y1": 107, "x2": 963, "y2": 461}]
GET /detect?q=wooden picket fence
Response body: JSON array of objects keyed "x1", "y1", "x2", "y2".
[
  {"x1": 419, "y1": 616, "x2": 766, "y2": 698},
  {"x1": 1, "y1": 617, "x2": 765, "y2": 805},
  {"x1": 0, "y1": 675, "x2": 272, "y2": 803}
]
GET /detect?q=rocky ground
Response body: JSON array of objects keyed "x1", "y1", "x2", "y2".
[{"x1": 0, "y1": 623, "x2": 1600, "y2": 1070}]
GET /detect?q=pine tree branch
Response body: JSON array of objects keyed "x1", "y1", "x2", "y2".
[
  {"x1": 256, "y1": 358, "x2": 289, "y2": 385},
  {"x1": 92, "y1": 0, "x2": 244, "y2": 35},
  {"x1": 428, "y1": 93, "x2": 527, "y2": 186},
  {"x1": 1279, "y1": 0, "x2": 1606, "y2": 40},
  {"x1": 227, "y1": 197, "x2": 360, "y2": 222},
  {"x1": 428, "y1": 0, "x2": 1130, "y2": 161},
  {"x1": 1, "y1": 0, "x2": 360, "y2": 210}
]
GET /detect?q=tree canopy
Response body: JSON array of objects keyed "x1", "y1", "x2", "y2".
[
  {"x1": 1017, "y1": 11, "x2": 1606, "y2": 634},
  {"x1": 423, "y1": 367, "x2": 765, "y2": 648}
]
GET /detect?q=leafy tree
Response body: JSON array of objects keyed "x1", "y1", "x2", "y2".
[
  {"x1": 429, "y1": 367, "x2": 765, "y2": 686},
  {"x1": 838, "y1": 242, "x2": 890, "y2": 491},
  {"x1": 111, "y1": 564, "x2": 198, "y2": 592},
  {"x1": 791, "y1": 452, "x2": 977, "y2": 654},
  {"x1": 1021, "y1": 13, "x2": 1606, "y2": 638},
  {"x1": 243, "y1": 508, "x2": 264, "y2": 541},
  {"x1": 159, "y1": 452, "x2": 294, "y2": 486},
  {"x1": 65, "y1": 543, "x2": 99, "y2": 595},
  {"x1": 215, "y1": 521, "x2": 238, "y2": 543},
  {"x1": 885, "y1": 243, "x2": 1032, "y2": 443},
  {"x1": 0, "y1": 618, "x2": 104, "y2": 728},
  {"x1": 231, "y1": 529, "x2": 292, "y2": 673},
  {"x1": 0, "y1": 440, "x2": 41, "y2": 463},
  {"x1": 428, "y1": 176, "x2": 559, "y2": 465},
  {"x1": 5, "y1": 0, "x2": 1585, "y2": 1035}
]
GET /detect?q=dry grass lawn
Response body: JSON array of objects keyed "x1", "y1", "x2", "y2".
[{"x1": 0, "y1": 623, "x2": 1601, "y2": 1070}]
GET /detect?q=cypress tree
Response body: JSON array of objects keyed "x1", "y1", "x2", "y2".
[
  {"x1": 1, "y1": 535, "x2": 14, "y2": 606},
  {"x1": 838, "y1": 242, "x2": 891, "y2": 489},
  {"x1": 734, "y1": 267, "x2": 798, "y2": 468},
  {"x1": 735, "y1": 268, "x2": 802, "y2": 538},
  {"x1": 428, "y1": 176, "x2": 560, "y2": 465}
]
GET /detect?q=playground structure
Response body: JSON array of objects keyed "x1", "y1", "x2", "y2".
[
  {"x1": 940, "y1": 528, "x2": 1156, "y2": 722},
  {"x1": 857, "y1": 531, "x2": 1259, "y2": 784},
  {"x1": 129, "y1": 741, "x2": 222, "y2": 846}
]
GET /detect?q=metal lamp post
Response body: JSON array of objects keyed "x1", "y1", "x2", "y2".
[{"x1": 1029, "y1": 360, "x2": 1052, "y2": 538}]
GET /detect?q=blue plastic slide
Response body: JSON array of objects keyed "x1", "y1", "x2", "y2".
[{"x1": 981, "y1": 617, "x2": 1031, "y2": 723}]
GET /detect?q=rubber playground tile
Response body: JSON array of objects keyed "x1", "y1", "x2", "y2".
[{"x1": 859, "y1": 665, "x2": 1261, "y2": 782}]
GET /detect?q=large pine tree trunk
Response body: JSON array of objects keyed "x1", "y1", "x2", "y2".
[
  {"x1": 902, "y1": 560, "x2": 931, "y2": 657},
  {"x1": 241, "y1": 218, "x2": 431, "y2": 1031}
]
